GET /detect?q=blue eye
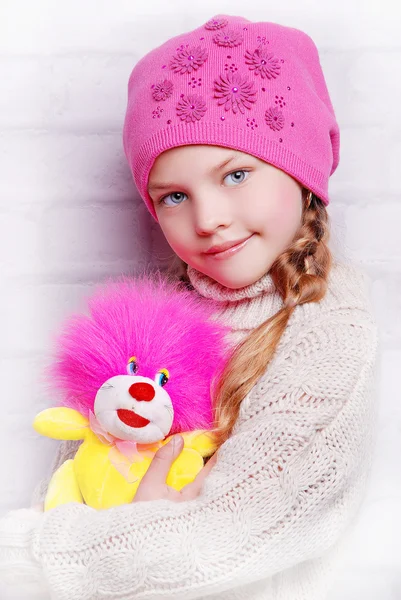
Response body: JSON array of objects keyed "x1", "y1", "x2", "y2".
[
  {"x1": 224, "y1": 170, "x2": 250, "y2": 186},
  {"x1": 127, "y1": 357, "x2": 138, "y2": 375},
  {"x1": 156, "y1": 369, "x2": 169, "y2": 387},
  {"x1": 158, "y1": 192, "x2": 187, "y2": 207}
]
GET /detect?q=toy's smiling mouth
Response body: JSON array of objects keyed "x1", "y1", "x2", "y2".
[{"x1": 117, "y1": 409, "x2": 150, "y2": 429}]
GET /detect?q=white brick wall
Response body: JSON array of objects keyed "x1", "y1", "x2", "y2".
[{"x1": 1, "y1": 1, "x2": 400, "y2": 597}]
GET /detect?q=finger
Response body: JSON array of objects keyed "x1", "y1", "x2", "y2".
[
  {"x1": 140, "y1": 435, "x2": 184, "y2": 486},
  {"x1": 180, "y1": 452, "x2": 218, "y2": 499}
]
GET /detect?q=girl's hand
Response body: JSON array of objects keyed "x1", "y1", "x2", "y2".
[{"x1": 132, "y1": 435, "x2": 217, "y2": 503}]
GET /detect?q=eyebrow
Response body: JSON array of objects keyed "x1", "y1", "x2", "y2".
[{"x1": 148, "y1": 153, "x2": 242, "y2": 193}]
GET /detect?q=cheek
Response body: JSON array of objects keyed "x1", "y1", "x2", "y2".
[
  {"x1": 158, "y1": 217, "x2": 190, "y2": 254},
  {"x1": 263, "y1": 191, "x2": 302, "y2": 235}
]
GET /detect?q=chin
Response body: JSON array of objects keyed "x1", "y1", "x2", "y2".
[
  {"x1": 210, "y1": 268, "x2": 269, "y2": 289},
  {"x1": 206, "y1": 254, "x2": 271, "y2": 288}
]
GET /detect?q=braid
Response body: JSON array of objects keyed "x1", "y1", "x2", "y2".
[{"x1": 271, "y1": 190, "x2": 332, "y2": 307}]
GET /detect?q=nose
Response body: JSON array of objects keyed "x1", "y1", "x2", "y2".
[
  {"x1": 193, "y1": 193, "x2": 232, "y2": 235},
  {"x1": 128, "y1": 382, "x2": 155, "y2": 402}
]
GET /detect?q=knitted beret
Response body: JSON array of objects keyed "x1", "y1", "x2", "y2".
[{"x1": 122, "y1": 14, "x2": 340, "y2": 221}]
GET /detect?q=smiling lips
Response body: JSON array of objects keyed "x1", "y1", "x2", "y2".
[
  {"x1": 117, "y1": 409, "x2": 150, "y2": 428},
  {"x1": 204, "y1": 234, "x2": 252, "y2": 254}
]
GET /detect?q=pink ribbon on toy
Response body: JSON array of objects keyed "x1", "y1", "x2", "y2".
[{"x1": 88, "y1": 410, "x2": 161, "y2": 483}]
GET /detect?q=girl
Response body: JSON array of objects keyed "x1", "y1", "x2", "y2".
[{"x1": 0, "y1": 13, "x2": 379, "y2": 600}]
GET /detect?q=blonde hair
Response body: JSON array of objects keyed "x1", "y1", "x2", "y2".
[{"x1": 166, "y1": 188, "x2": 332, "y2": 450}]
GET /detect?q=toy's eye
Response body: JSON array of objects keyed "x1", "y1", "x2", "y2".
[
  {"x1": 156, "y1": 368, "x2": 169, "y2": 387},
  {"x1": 127, "y1": 356, "x2": 138, "y2": 376}
]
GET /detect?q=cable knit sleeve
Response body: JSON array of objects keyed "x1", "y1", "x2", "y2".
[{"x1": 0, "y1": 308, "x2": 379, "y2": 600}]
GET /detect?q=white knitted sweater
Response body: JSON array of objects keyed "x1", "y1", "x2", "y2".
[{"x1": 0, "y1": 259, "x2": 380, "y2": 600}]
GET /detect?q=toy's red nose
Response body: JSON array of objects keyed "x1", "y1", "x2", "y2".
[{"x1": 128, "y1": 381, "x2": 155, "y2": 402}]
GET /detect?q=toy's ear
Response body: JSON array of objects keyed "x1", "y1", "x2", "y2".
[{"x1": 33, "y1": 407, "x2": 89, "y2": 441}]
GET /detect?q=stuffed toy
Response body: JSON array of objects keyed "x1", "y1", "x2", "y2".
[{"x1": 33, "y1": 270, "x2": 231, "y2": 511}]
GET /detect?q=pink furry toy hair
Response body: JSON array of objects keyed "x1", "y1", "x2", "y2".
[{"x1": 39, "y1": 269, "x2": 232, "y2": 434}]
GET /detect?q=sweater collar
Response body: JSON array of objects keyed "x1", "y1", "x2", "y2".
[
  {"x1": 186, "y1": 264, "x2": 285, "y2": 335},
  {"x1": 186, "y1": 264, "x2": 277, "y2": 302}
]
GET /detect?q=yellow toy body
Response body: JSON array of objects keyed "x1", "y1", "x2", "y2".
[{"x1": 33, "y1": 407, "x2": 217, "y2": 511}]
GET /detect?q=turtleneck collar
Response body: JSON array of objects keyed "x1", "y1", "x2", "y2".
[
  {"x1": 186, "y1": 264, "x2": 285, "y2": 339},
  {"x1": 186, "y1": 264, "x2": 278, "y2": 303}
]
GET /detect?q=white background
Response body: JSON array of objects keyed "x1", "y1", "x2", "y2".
[{"x1": 0, "y1": 1, "x2": 400, "y2": 598}]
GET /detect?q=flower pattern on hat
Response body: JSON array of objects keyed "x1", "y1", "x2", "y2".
[
  {"x1": 265, "y1": 106, "x2": 285, "y2": 131},
  {"x1": 213, "y1": 29, "x2": 243, "y2": 48},
  {"x1": 176, "y1": 94, "x2": 207, "y2": 122},
  {"x1": 152, "y1": 79, "x2": 174, "y2": 101},
  {"x1": 170, "y1": 46, "x2": 208, "y2": 74},
  {"x1": 244, "y1": 47, "x2": 281, "y2": 79},
  {"x1": 214, "y1": 71, "x2": 257, "y2": 114},
  {"x1": 205, "y1": 16, "x2": 228, "y2": 30}
]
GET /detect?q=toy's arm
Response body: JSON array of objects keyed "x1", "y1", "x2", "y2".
[
  {"x1": 182, "y1": 430, "x2": 217, "y2": 457},
  {"x1": 31, "y1": 408, "x2": 87, "y2": 509},
  {"x1": 164, "y1": 430, "x2": 217, "y2": 458},
  {"x1": 32, "y1": 407, "x2": 89, "y2": 441}
]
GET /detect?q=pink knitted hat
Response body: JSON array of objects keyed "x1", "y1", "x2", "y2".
[{"x1": 122, "y1": 14, "x2": 340, "y2": 222}]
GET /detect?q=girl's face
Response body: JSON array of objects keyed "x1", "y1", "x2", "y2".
[{"x1": 148, "y1": 145, "x2": 304, "y2": 289}]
